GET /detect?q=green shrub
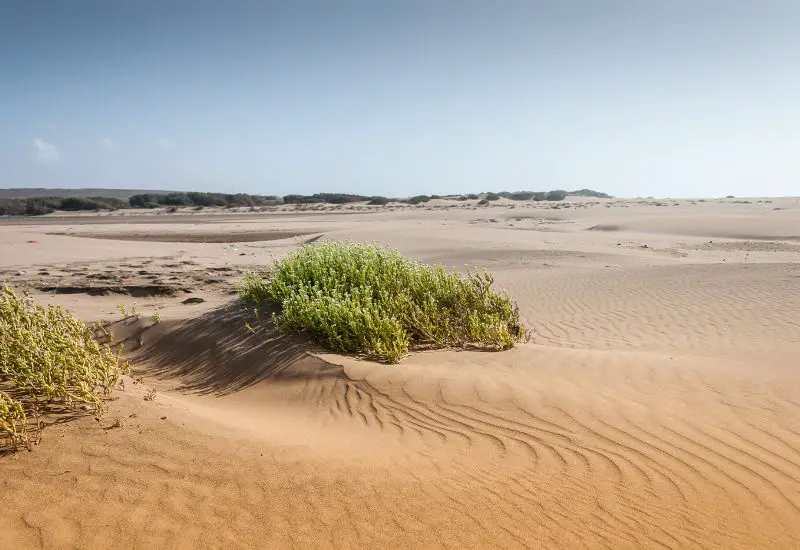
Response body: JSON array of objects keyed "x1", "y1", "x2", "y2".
[
  {"x1": 509, "y1": 191, "x2": 535, "y2": 201},
  {"x1": 408, "y1": 195, "x2": 431, "y2": 204},
  {"x1": 485, "y1": 193, "x2": 500, "y2": 201},
  {"x1": 239, "y1": 242, "x2": 526, "y2": 363},
  {"x1": 59, "y1": 197, "x2": 126, "y2": 211},
  {"x1": 368, "y1": 196, "x2": 390, "y2": 205},
  {"x1": 569, "y1": 189, "x2": 611, "y2": 199},
  {"x1": 545, "y1": 190, "x2": 568, "y2": 201},
  {"x1": 0, "y1": 286, "x2": 125, "y2": 448}
]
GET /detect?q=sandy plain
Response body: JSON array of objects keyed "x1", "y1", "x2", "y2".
[{"x1": 1, "y1": 195, "x2": 799, "y2": 549}]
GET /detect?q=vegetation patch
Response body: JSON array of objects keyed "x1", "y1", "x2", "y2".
[
  {"x1": 0, "y1": 285, "x2": 125, "y2": 450},
  {"x1": 239, "y1": 242, "x2": 526, "y2": 363}
]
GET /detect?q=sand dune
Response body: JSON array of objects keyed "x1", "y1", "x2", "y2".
[{"x1": 2, "y1": 197, "x2": 800, "y2": 548}]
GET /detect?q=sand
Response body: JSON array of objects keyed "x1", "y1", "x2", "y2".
[{"x1": 1, "y1": 196, "x2": 799, "y2": 548}]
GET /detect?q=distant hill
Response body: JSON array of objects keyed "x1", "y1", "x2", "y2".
[{"x1": 0, "y1": 188, "x2": 175, "y2": 199}]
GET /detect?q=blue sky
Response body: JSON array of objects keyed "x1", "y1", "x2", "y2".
[{"x1": 1, "y1": 1, "x2": 798, "y2": 197}]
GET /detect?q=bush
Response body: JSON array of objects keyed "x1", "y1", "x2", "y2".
[
  {"x1": 368, "y1": 196, "x2": 390, "y2": 206},
  {"x1": 485, "y1": 193, "x2": 500, "y2": 201},
  {"x1": 545, "y1": 190, "x2": 568, "y2": 201},
  {"x1": 509, "y1": 191, "x2": 535, "y2": 201},
  {"x1": 283, "y1": 193, "x2": 369, "y2": 205},
  {"x1": 569, "y1": 189, "x2": 611, "y2": 199},
  {"x1": 59, "y1": 197, "x2": 126, "y2": 211},
  {"x1": 532, "y1": 192, "x2": 547, "y2": 201},
  {"x1": 239, "y1": 242, "x2": 526, "y2": 363},
  {"x1": 0, "y1": 286, "x2": 125, "y2": 449},
  {"x1": 408, "y1": 195, "x2": 431, "y2": 205},
  {"x1": 1, "y1": 198, "x2": 57, "y2": 216}
]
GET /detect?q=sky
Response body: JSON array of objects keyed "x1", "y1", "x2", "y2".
[{"x1": 1, "y1": 1, "x2": 799, "y2": 198}]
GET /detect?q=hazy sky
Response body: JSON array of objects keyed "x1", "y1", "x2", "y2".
[{"x1": 2, "y1": 1, "x2": 798, "y2": 197}]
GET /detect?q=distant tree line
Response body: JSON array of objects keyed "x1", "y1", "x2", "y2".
[
  {"x1": 282, "y1": 193, "x2": 370, "y2": 204},
  {"x1": 0, "y1": 192, "x2": 280, "y2": 215},
  {"x1": 0, "y1": 196, "x2": 128, "y2": 216},
  {"x1": 0, "y1": 188, "x2": 612, "y2": 216},
  {"x1": 127, "y1": 192, "x2": 280, "y2": 208}
]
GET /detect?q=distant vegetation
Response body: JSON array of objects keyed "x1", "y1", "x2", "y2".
[
  {"x1": 569, "y1": 189, "x2": 612, "y2": 199},
  {"x1": 0, "y1": 196, "x2": 128, "y2": 216},
  {"x1": 283, "y1": 193, "x2": 369, "y2": 204},
  {"x1": 0, "y1": 188, "x2": 612, "y2": 215},
  {"x1": 0, "y1": 188, "x2": 170, "y2": 200},
  {"x1": 239, "y1": 242, "x2": 526, "y2": 363},
  {"x1": 407, "y1": 195, "x2": 431, "y2": 205},
  {"x1": 1, "y1": 192, "x2": 279, "y2": 215},
  {"x1": 128, "y1": 192, "x2": 280, "y2": 208}
]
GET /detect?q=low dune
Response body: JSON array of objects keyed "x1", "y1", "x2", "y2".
[{"x1": 1, "y1": 196, "x2": 799, "y2": 548}]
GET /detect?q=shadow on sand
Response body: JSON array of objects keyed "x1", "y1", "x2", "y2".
[{"x1": 129, "y1": 301, "x2": 345, "y2": 396}]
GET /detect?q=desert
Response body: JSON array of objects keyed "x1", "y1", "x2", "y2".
[{"x1": 2, "y1": 194, "x2": 799, "y2": 548}]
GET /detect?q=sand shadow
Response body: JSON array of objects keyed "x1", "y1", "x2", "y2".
[{"x1": 131, "y1": 301, "x2": 343, "y2": 396}]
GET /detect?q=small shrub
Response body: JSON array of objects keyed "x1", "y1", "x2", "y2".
[
  {"x1": 239, "y1": 242, "x2": 526, "y2": 363},
  {"x1": 0, "y1": 286, "x2": 125, "y2": 449},
  {"x1": 408, "y1": 195, "x2": 431, "y2": 205},
  {"x1": 545, "y1": 190, "x2": 568, "y2": 201},
  {"x1": 569, "y1": 189, "x2": 612, "y2": 199},
  {"x1": 485, "y1": 193, "x2": 500, "y2": 201},
  {"x1": 368, "y1": 196, "x2": 390, "y2": 206},
  {"x1": 509, "y1": 191, "x2": 534, "y2": 201}
]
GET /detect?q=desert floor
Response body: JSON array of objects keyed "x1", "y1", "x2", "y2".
[{"x1": 1, "y1": 196, "x2": 799, "y2": 549}]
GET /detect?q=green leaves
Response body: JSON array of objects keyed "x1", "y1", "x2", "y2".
[
  {"x1": 239, "y1": 242, "x2": 526, "y2": 363},
  {"x1": 1, "y1": 285, "x2": 125, "y2": 448}
]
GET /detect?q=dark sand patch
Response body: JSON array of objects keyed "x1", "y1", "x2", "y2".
[{"x1": 49, "y1": 231, "x2": 309, "y2": 243}]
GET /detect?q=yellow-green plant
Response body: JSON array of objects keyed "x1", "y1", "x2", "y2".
[
  {"x1": 239, "y1": 242, "x2": 526, "y2": 363},
  {"x1": 0, "y1": 390, "x2": 26, "y2": 447},
  {"x1": 152, "y1": 310, "x2": 161, "y2": 324},
  {"x1": 0, "y1": 285, "x2": 126, "y2": 448}
]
